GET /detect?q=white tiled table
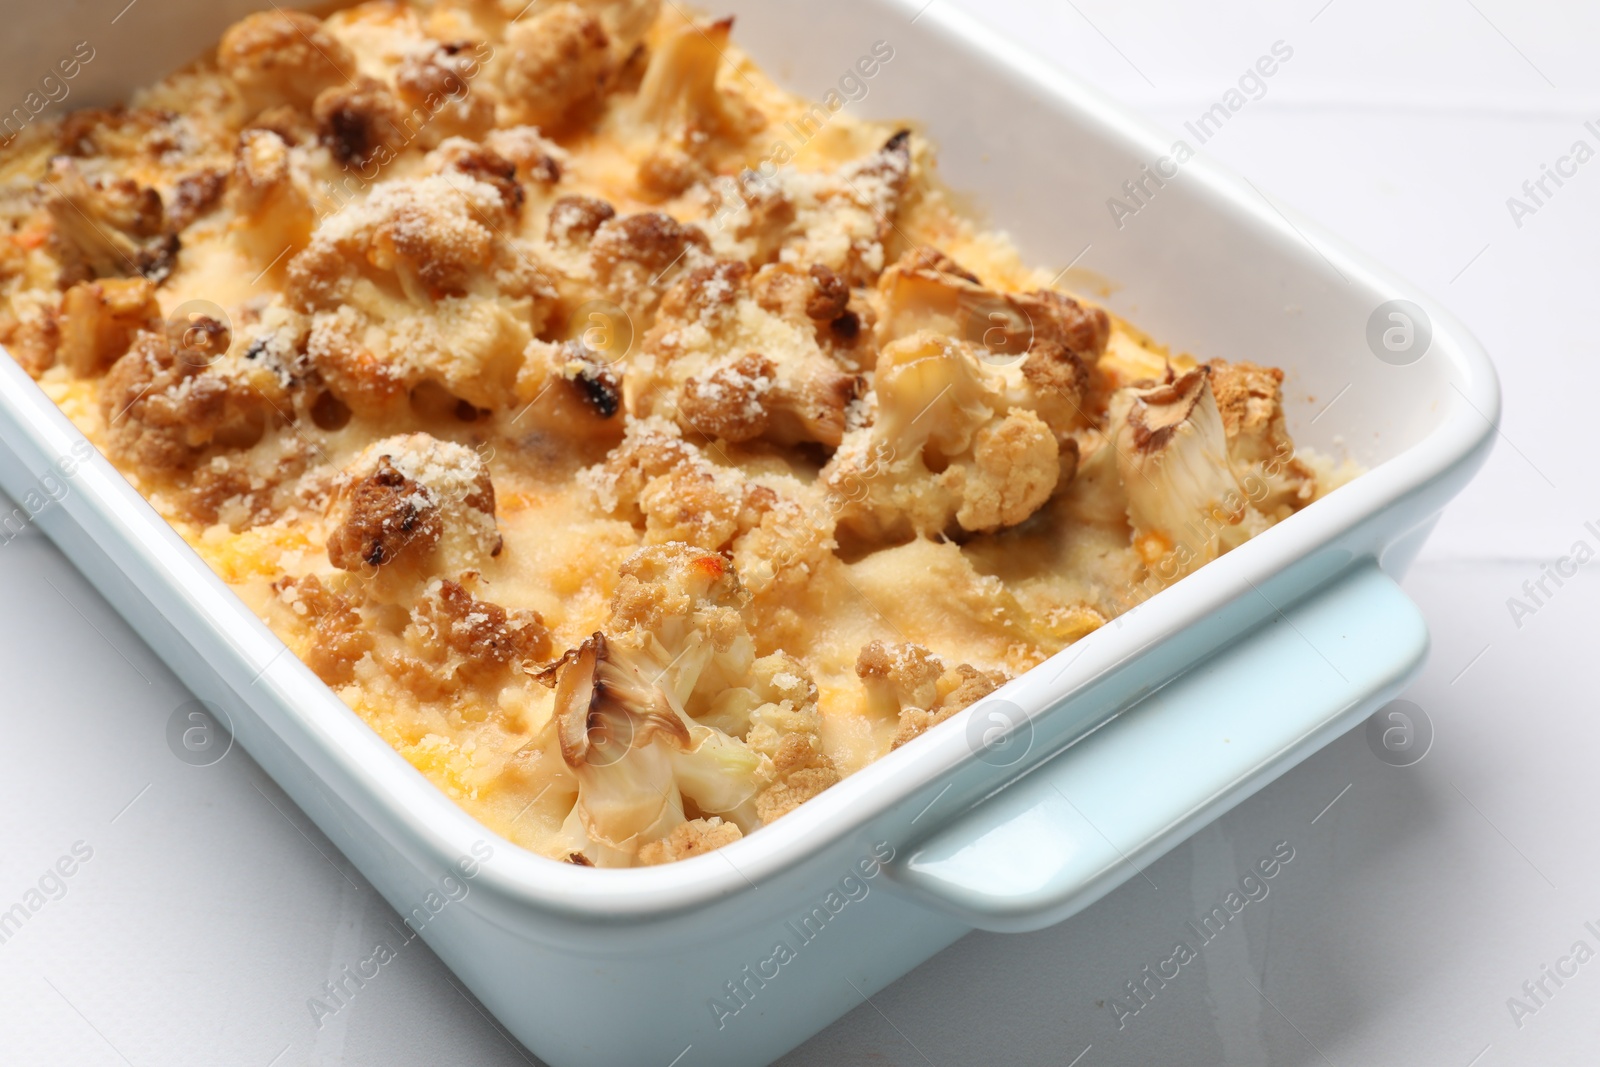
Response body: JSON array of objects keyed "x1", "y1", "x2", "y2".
[{"x1": 3, "y1": 1, "x2": 1595, "y2": 1063}]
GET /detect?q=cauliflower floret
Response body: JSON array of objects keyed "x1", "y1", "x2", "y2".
[
  {"x1": 535, "y1": 543, "x2": 840, "y2": 864},
  {"x1": 728, "y1": 491, "x2": 837, "y2": 642},
  {"x1": 546, "y1": 195, "x2": 617, "y2": 248},
  {"x1": 99, "y1": 330, "x2": 276, "y2": 471},
  {"x1": 1110, "y1": 366, "x2": 1270, "y2": 580},
  {"x1": 737, "y1": 654, "x2": 839, "y2": 821},
  {"x1": 397, "y1": 578, "x2": 551, "y2": 689},
  {"x1": 534, "y1": 548, "x2": 763, "y2": 864},
  {"x1": 324, "y1": 433, "x2": 502, "y2": 581},
  {"x1": 185, "y1": 431, "x2": 312, "y2": 530},
  {"x1": 1208, "y1": 359, "x2": 1316, "y2": 519},
  {"x1": 942, "y1": 410, "x2": 1062, "y2": 532},
  {"x1": 498, "y1": 0, "x2": 660, "y2": 57},
  {"x1": 854, "y1": 640, "x2": 1007, "y2": 750},
  {"x1": 699, "y1": 131, "x2": 913, "y2": 287},
  {"x1": 57, "y1": 277, "x2": 160, "y2": 377},
  {"x1": 500, "y1": 3, "x2": 615, "y2": 131},
  {"x1": 581, "y1": 416, "x2": 768, "y2": 549},
  {"x1": 774, "y1": 129, "x2": 912, "y2": 286},
  {"x1": 513, "y1": 338, "x2": 628, "y2": 444},
  {"x1": 425, "y1": 139, "x2": 527, "y2": 216},
  {"x1": 606, "y1": 542, "x2": 751, "y2": 660},
  {"x1": 585, "y1": 415, "x2": 836, "y2": 637},
  {"x1": 874, "y1": 245, "x2": 1110, "y2": 443},
  {"x1": 483, "y1": 126, "x2": 569, "y2": 186},
  {"x1": 312, "y1": 76, "x2": 404, "y2": 169},
  {"x1": 587, "y1": 210, "x2": 712, "y2": 318},
  {"x1": 41, "y1": 157, "x2": 178, "y2": 284},
  {"x1": 395, "y1": 41, "x2": 497, "y2": 147},
  {"x1": 217, "y1": 9, "x2": 354, "y2": 114},
  {"x1": 0, "y1": 311, "x2": 59, "y2": 378},
  {"x1": 225, "y1": 130, "x2": 317, "y2": 276},
  {"x1": 637, "y1": 817, "x2": 743, "y2": 865},
  {"x1": 287, "y1": 175, "x2": 557, "y2": 414},
  {"x1": 628, "y1": 260, "x2": 863, "y2": 448},
  {"x1": 821, "y1": 331, "x2": 1061, "y2": 543},
  {"x1": 274, "y1": 574, "x2": 373, "y2": 687},
  {"x1": 289, "y1": 175, "x2": 516, "y2": 306},
  {"x1": 625, "y1": 17, "x2": 765, "y2": 198}
]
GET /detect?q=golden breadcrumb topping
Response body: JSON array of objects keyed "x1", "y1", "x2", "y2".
[{"x1": 0, "y1": 1, "x2": 1347, "y2": 866}]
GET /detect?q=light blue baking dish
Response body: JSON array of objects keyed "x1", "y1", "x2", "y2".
[{"x1": 0, "y1": 1, "x2": 1497, "y2": 1063}]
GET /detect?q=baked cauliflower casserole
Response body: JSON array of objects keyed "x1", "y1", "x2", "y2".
[{"x1": 0, "y1": 1, "x2": 1344, "y2": 867}]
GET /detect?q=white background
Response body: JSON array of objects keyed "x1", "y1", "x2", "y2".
[{"x1": 2, "y1": 0, "x2": 1596, "y2": 1064}]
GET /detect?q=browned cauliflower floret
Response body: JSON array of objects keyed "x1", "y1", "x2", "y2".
[
  {"x1": 0, "y1": 312, "x2": 60, "y2": 378},
  {"x1": 698, "y1": 131, "x2": 912, "y2": 285},
  {"x1": 482, "y1": 126, "x2": 568, "y2": 186},
  {"x1": 534, "y1": 543, "x2": 840, "y2": 865},
  {"x1": 290, "y1": 176, "x2": 497, "y2": 304},
  {"x1": 325, "y1": 455, "x2": 443, "y2": 571},
  {"x1": 855, "y1": 640, "x2": 1007, "y2": 750},
  {"x1": 740, "y1": 655, "x2": 840, "y2": 821},
  {"x1": 55, "y1": 106, "x2": 184, "y2": 162},
  {"x1": 874, "y1": 246, "x2": 1110, "y2": 442},
  {"x1": 401, "y1": 578, "x2": 551, "y2": 685},
  {"x1": 324, "y1": 433, "x2": 502, "y2": 580},
  {"x1": 1012, "y1": 288, "x2": 1111, "y2": 435},
  {"x1": 636, "y1": 464, "x2": 747, "y2": 551},
  {"x1": 288, "y1": 175, "x2": 556, "y2": 413},
  {"x1": 500, "y1": 3, "x2": 615, "y2": 131},
  {"x1": 512, "y1": 339, "x2": 628, "y2": 444},
  {"x1": 1110, "y1": 366, "x2": 1270, "y2": 579},
  {"x1": 626, "y1": 18, "x2": 765, "y2": 198},
  {"x1": 217, "y1": 10, "x2": 356, "y2": 113},
  {"x1": 588, "y1": 211, "x2": 712, "y2": 317},
  {"x1": 41, "y1": 157, "x2": 178, "y2": 283},
  {"x1": 546, "y1": 195, "x2": 616, "y2": 247},
  {"x1": 749, "y1": 261, "x2": 874, "y2": 366},
  {"x1": 1207, "y1": 359, "x2": 1316, "y2": 519},
  {"x1": 582, "y1": 415, "x2": 776, "y2": 550},
  {"x1": 313, "y1": 76, "x2": 404, "y2": 169},
  {"x1": 185, "y1": 431, "x2": 312, "y2": 529},
  {"x1": 582, "y1": 414, "x2": 698, "y2": 513},
  {"x1": 637, "y1": 817, "x2": 743, "y2": 865},
  {"x1": 395, "y1": 41, "x2": 497, "y2": 146},
  {"x1": 274, "y1": 574, "x2": 373, "y2": 687},
  {"x1": 426, "y1": 140, "x2": 525, "y2": 216},
  {"x1": 98, "y1": 331, "x2": 273, "y2": 471},
  {"x1": 166, "y1": 168, "x2": 229, "y2": 232},
  {"x1": 629, "y1": 260, "x2": 862, "y2": 448},
  {"x1": 57, "y1": 277, "x2": 160, "y2": 376},
  {"x1": 776, "y1": 129, "x2": 912, "y2": 286},
  {"x1": 225, "y1": 130, "x2": 316, "y2": 274},
  {"x1": 676, "y1": 351, "x2": 775, "y2": 443},
  {"x1": 584, "y1": 417, "x2": 832, "y2": 640},
  {"x1": 822, "y1": 331, "x2": 1061, "y2": 543}
]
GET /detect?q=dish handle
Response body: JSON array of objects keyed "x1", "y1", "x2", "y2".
[{"x1": 887, "y1": 561, "x2": 1428, "y2": 933}]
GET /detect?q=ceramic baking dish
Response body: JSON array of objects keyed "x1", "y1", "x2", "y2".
[{"x1": 0, "y1": 1, "x2": 1497, "y2": 1063}]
